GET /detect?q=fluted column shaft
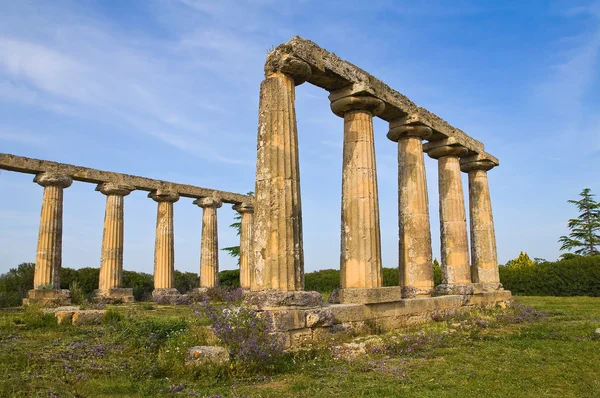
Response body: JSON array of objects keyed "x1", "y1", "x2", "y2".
[
  {"x1": 388, "y1": 122, "x2": 434, "y2": 298},
  {"x1": 427, "y1": 145, "x2": 471, "y2": 292},
  {"x1": 253, "y1": 56, "x2": 311, "y2": 292},
  {"x1": 150, "y1": 190, "x2": 179, "y2": 290},
  {"x1": 195, "y1": 197, "x2": 222, "y2": 288},
  {"x1": 234, "y1": 202, "x2": 254, "y2": 289},
  {"x1": 97, "y1": 183, "x2": 134, "y2": 292},
  {"x1": 462, "y1": 160, "x2": 501, "y2": 290},
  {"x1": 33, "y1": 173, "x2": 72, "y2": 289},
  {"x1": 330, "y1": 95, "x2": 385, "y2": 289}
]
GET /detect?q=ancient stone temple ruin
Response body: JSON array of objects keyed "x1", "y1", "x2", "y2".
[{"x1": 0, "y1": 37, "x2": 510, "y2": 345}]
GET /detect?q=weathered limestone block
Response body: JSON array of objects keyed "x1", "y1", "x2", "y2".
[
  {"x1": 72, "y1": 310, "x2": 106, "y2": 326},
  {"x1": 268, "y1": 309, "x2": 307, "y2": 331},
  {"x1": 327, "y1": 303, "x2": 371, "y2": 323},
  {"x1": 186, "y1": 346, "x2": 229, "y2": 366},
  {"x1": 330, "y1": 93, "x2": 385, "y2": 289},
  {"x1": 42, "y1": 305, "x2": 80, "y2": 314},
  {"x1": 338, "y1": 286, "x2": 402, "y2": 305},
  {"x1": 194, "y1": 197, "x2": 222, "y2": 288},
  {"x1": 96, "y1": 182, "x2": 135, "y2": 300},
  {"x1": 55, "y1": 310, "x2": 76, "y2": 325},
  {"x1": 149, "y1": 190, "x2": 179, "y2": 290},
  {"x1": 305, "y1": 308, "x2": 335, "y2": 328},
  {"x1": 152, "y1": 288, "x2": 181, "y2": 304},
  {"x1": 253, "y1": 55, "x2": 311, "y2": 292},
  {"x1": 287, "y1": 328, "x2": 313, "y2": 347},
  {"x1": 92, "y1": 288, "x2": 134, "y2": 303},
  {"x1": 461, "y1": 158, "x2": 502, "y2": 291},
  {"x1": 32, "y1": 172, "x2": 72, "y2": 294},
  {"x1": 387, "y1": 121, "x2": 434, "y2": 298},
  {"x1": 244, "y1": 290, "x2": 322, "y2": 309},
  {"x1": 233, "y1": 202, "x2": 254, "y2": 289},
  {"x1": 23, "y1": 288, "x2": 71, "y2": 307},
  {"x1": 425, "y1": 143, "x2": 471, "y2": 294}
]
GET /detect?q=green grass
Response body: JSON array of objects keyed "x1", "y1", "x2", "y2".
[{"x1": 1, "y1": 297, "x2": 599, "y2": 397}]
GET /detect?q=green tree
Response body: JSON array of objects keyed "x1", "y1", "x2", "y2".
[
  {"x1": 505, "y1": 252, "x2": 535, "y2": 268},
  {"x1": 221, "y1": 192, "x2": 253, "y2": 265},
  {"x1": 558, "y1": 188, "x2": 600, "y2": 256}
]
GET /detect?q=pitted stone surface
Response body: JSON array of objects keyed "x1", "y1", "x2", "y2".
[
  {"x1": 187, "y1": 346, "x2": 229, "y2": 366},
  {"x1": 72, "y1": 310, "x2": 107, "y2": 326},
  {"x1": 244, "y1": 291, "x2": 322, "y2": 308},
  {"x1": 338, "y1": 287, "x2": 402, "y2": 304}
]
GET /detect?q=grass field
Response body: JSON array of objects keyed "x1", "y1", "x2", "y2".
[{"x1": 1, "y1": 296, "x2": 599, "y2": 397}]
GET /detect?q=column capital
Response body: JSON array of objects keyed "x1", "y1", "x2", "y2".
[
  {"x1": 424, "y1": 139, "x2": 468, "y2": 159},
  {"x1": 387, "y1": 121, "x2": 433, "y2": 142},
  {"x1": 264, "y1": 54, "x2": 312, "y2": 85},
  {"x1": 194, "y1": 197, "x2": 223, "y2": 209},
  {"x1": 148, "y1": 190, "x2": 179, "y2": 203},
  {"x1": 233, "y1": 201, "x2": 254, "y2": 213},
  {"x1": 330, "y1": 95, "x2": 385, "y2": 118},
  {"x1": 33, "y1": 172, "x2": 72, "y2": 188},
  {"x1": 96, "y1": 182, "x2": 135, "y2": 196},
  {"x1": 461, "y1": 159, "x2": 496, "y2": 172}
]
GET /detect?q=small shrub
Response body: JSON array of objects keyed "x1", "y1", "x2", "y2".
[
  {"x1": 69, "y1": 280, "x2": 86, "y2": 305},
  {"x1": 200, "y1": 298, "x2": 285, "y2": 368}
]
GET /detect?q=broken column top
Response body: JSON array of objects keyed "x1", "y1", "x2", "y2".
[{"x1": 266, "y1": 36, "x2": 498, "y2": 166}]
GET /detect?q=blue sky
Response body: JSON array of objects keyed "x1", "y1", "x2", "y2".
[{"x1": 1, "y1": 0, "x2": 599, "y2": 276}]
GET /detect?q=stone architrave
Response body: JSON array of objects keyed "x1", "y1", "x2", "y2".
[
  {"x1": 194, "y1": 197, "x2": 222, "y2": 288},
  {"x1": 461, "y1": 158, "x2": 501, "y2": 291},
  {"x1": 233, "y1": 202, "x2": 254, "y2": 289},
  {"x1": 387, "y1": 121, "x2": 434, "y2": 298},
  {"x1": 252, "y1": 54, "x2": 311, "y2": 291},
  {"x1": 32, "y1": 172, "x2": 73, "y2": 290},
  {"x1": 94, "y1": 182, "x2": 135, "y2": 302},
  {"x1": 149, "y1": 190, "x2": 179, "y2": 293},
  {"x1": 426, "y1": 144, "x2": 473, "y2": 295},
  {"x1": 329, "y1": 94, "x2": 385, "y2": 289}
]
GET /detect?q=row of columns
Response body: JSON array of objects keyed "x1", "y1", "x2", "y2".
[
  {"x1": 28, "y1": 172, "x2": 255, "y2": 301},
  {"x1": 253, "y1": 55, "x2": 501, "y2": 296}
]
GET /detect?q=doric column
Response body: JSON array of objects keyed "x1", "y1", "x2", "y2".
[
  {"x1": 233, "y1": 202, "x2": 254, "y2": 289},
  {"x1": 329, "y1": 94, "x2": 385, "y2": 289},
  {"x1": 425, "y1": 143, "x2": 472, "y2": 295},
  {"x1": 194, "y1": 197, "x2": 222, "y2": 288},
  {"x1": 461, "y1": 158, "x2": 502, "y2": 291},
  {"x1": 32, "y1": 172, "x2": 72, "y2": 290},
  {"x1": 149, "y1": 190, "x2": 179, "y2": 292},
  {"x1": 252, "y1": 54, "x2": 311, "y2": 291},
  {"x1": 387, "y1": 121, "x2": 434, "y2": 298},
  {"x1": 95, "y1": 182, "x2": 135, "y2": 301}
]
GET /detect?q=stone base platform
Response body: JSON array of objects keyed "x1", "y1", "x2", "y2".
[
  {"x1": 92, "y1": 288, "x2": 134, "y2": 304},
  {"x1": 152, "y1": 288, "x2": 181, "y2": 303},
  {"x1": 244, "y1": 290, "x2": 323, "y2": 309},
  {"x1": 23, "y1": 289, "x2": 71, "y2": 307},
  {"x1": 261, "y1": 290, "x2": 511, "y2": 348},
  {"x1": 338, "y1": 287, "x2": 402, "y2": 304}
]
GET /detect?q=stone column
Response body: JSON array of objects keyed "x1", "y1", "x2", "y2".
[
  {"x1": 26, "y1": 172, "x2": 73, "y2": 305},
  {"x1": 461, "y1": 158, "x2": 502, "y2": 291},
  {"x1": 387, "y1": 121, "x2": 434, "y2": 298},
  {"x1": 149, "y1": 190, "x2": 180, "y2": 298},
  {"x1": 252, "y1": 54, "x2": 311, "y2": 292},
  {"x1": 233, "y1": 202, "x2": 254, "y2": 289},
  {"x1": 330, "y1": 94, "x2": 385, "y2": 289},
  {"x1": 425, "y1": 143, "x2": 473, "y2": 295},
  {"x1": 94, "y1": 182, "x2": 135, "y2": 302},
  {"x1": 194, "y1": 197, "x2": 222, "y2": 288}
]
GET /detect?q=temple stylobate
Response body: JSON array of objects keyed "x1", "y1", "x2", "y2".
[
  {"x1": 0, "y1": 37, "x2": 509, "y2": 343},
  {"x1": 251, "y1": 36, "x2": 502, "y2": 303}
]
